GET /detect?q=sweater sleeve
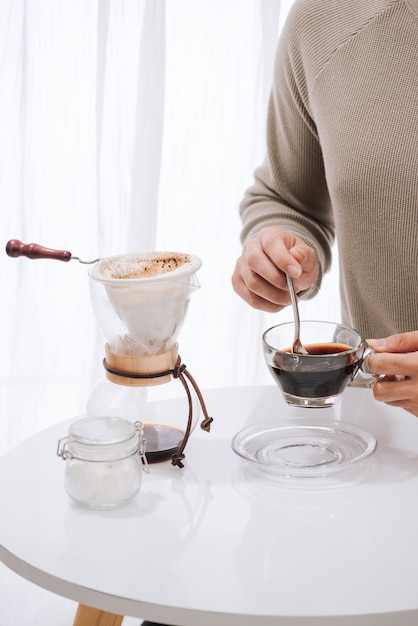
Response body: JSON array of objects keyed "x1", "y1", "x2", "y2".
[{"x1": 239, "y1": 4, "x2": 335, "y2": 296}]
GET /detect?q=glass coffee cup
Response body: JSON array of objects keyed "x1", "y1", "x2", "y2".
[{"x1": 263, "y1": 321, "x2": 374, "y2": 408}]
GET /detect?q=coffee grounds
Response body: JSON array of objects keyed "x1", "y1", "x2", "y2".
[{"x1": 119, "y1": 255, "x2": 191, "y2": 279}]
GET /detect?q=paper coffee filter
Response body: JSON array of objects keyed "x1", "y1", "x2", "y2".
[
  {"x1": 89, "y1": 251, "x2": 202, "y2": 356},
  {"x1": 90, "y1": 251, "x2": 201, "y2": 283}
]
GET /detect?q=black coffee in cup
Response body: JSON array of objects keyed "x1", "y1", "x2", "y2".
[
  {"x1": 269, "y1": 342, "x2": 360, "y2": 400},
  {"x1": 263, "y1": 321, "x2": 368, "y2": 408}
]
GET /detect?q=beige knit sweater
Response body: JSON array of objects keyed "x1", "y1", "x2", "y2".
[{"x1": 239, "y1": 0, "x2": 418, "y2": 339}]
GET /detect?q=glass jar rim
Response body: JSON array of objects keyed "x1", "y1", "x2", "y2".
[
  {"x1": 68, "y1": 416, "x2": 137, "y2": 446},
  {"x1": 57, "y1": 417, "x2": 148, "y2": 464}
]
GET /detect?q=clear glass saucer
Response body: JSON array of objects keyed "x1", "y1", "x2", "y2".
[{"x1": 231, "y1": 418, "x2": 377, "y2": 480}]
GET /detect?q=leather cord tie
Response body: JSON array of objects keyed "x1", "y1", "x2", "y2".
[{"x1": 103, "y1": 355, "x2": 213, "y2": 468}]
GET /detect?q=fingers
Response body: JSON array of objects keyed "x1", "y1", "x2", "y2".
[
  {"x1": 368, "y1": 331, "x2": 418, "y2": 354},
  {"x1": 260, "y1": 228, "x2": 318, "y2": 286},
  {"x1": 231, "y1": 227, "x2": 319, "y2": 312},
  {"x1": 241, "y1": 236, "x2": 291, "y2": 290},
  {"x1": 365, "y1": 342, "x2": 418, "y2": 418},
  {"x1": 366, "y1": 351, "x2": 418, "y2": 378},
  {"x1": 231, "y1": 258, "x2": 289, "y2": 312},
  {"x1": 372, "y1": 376, "x2": 418, "y2": 417}
]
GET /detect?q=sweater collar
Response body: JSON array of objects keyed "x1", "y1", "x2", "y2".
[{"x1": 405, "y1": 0, "x2": 418, "y2": 16}]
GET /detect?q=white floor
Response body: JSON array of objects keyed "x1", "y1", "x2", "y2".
[
  {"x1": 0, "y1": 563, "x2": 150, "y2": 626},
  {"x1": 0, "y1": 562, "x2": 77, "y2": 625},
  {"x1": 0, "y1": 562, "x2": 142, "y2": 626}
]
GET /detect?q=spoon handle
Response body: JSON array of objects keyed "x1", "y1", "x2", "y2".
[
  {"x1": 286, "y1": 274, "x2": 301, "y2": 328},
  {"x1": 286, "y1": 275, "x2": 308, "y2": 354}
]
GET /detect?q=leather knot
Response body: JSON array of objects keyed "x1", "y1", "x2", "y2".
[
  {"x1": 171, "y1": 452, "x2": 186, "y2": 468},
  {"x1": 200, "y1": 416, "x2": 213, "y2": 432},
  {"x1": 173, "y1": 358, "x2": 187, "y2": 379}
]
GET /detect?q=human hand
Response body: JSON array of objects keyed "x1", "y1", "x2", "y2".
[
  {"x1": 231, "y1": 227, "x2": 319, "y2": 312},
  {"x1": 367, "y1": 331, "x2": 418, "y2": 417}
]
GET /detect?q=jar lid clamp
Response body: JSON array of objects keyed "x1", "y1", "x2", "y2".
[{"x1": 57, "y1": 417, "x2": 148, "y2": 468}]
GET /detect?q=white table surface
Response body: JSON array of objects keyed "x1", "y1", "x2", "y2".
[{"x1": 1, "y1": 385, "x2": 418, "y2": 626}]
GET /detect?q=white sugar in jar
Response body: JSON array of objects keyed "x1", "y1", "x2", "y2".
[{"x1": 57, "y1": 417, "x2": 147, "y2": 509}]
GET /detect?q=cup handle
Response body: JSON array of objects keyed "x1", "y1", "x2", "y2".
[{"x1": 349, "y1": 348, "x2": 384, "y2": 388}]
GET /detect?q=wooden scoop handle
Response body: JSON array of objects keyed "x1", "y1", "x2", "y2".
[{"x1": 5, "y1": 239, "x2": 72, "y2": 262}]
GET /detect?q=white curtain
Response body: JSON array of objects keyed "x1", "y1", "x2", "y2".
[
  {"x1": 0, "y1": 1, "x2": 343, "y2": 622},
  {"x1": 0, "y1": 0, "x2": 340, "y2": 456}
]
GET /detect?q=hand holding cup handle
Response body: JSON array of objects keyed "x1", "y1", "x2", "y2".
[{"x1": 349, "y1": 347, "x2": 385, "y2": 388}]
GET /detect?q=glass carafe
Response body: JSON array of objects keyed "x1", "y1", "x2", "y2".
[{"x1": 86, "y1": 251, "x2": 212, "y2": 466}]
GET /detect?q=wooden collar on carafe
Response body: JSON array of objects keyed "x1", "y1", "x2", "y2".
[{"x1": 104, "y1": 343, "x2": 179, "y2": 387}]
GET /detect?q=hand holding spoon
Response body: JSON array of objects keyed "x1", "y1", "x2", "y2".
[{"x1": 286, "y1": 274, "x2": 308, "y2": 355}]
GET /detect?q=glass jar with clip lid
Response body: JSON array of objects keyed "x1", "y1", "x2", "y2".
[{"x1": 57, "y1": 416, "x2": 148, "y2": 509}]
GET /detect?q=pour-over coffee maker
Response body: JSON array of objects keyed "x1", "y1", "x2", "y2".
[
  {"x1": 6, "y1": 240, "x2": 213, "y2": 467},
  {"x1": 86, "y1": 250, "x2": 213, "y2": 466}
]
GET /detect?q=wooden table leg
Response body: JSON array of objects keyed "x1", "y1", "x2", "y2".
[{"x1": 73, "y1": 604, "x2": 124, "y2": 626}]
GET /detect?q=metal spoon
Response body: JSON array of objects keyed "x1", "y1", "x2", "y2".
[{"x1": 286, "y1": 274, "x2": 308, "y2": 355}]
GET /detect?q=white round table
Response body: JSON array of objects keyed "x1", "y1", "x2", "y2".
[{"x1": 1, "y1": 385, "x2": 418, "y2": 626}]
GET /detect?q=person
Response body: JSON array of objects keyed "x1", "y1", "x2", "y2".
[{"x1": 232, "y1": 0, "x2": 418, "y2": 417}]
